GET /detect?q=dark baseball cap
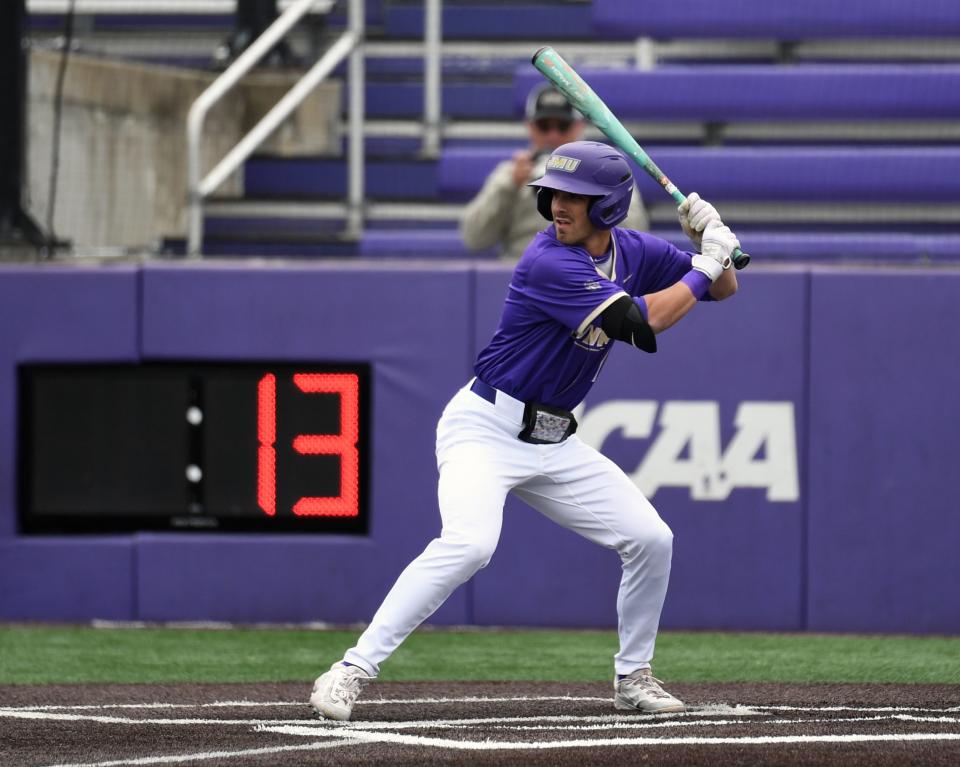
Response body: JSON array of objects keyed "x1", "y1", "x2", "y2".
[{"x1": 525, "y1": 84, "x2": 581, "y2": 122}]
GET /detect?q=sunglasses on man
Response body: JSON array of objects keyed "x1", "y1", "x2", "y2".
[{"x1": 533, "y1": 118, "x2": 574, "y2": 134}]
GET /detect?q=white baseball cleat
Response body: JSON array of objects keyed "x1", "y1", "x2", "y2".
[
  {"x1": 614, "y1": 669, "x2": 686, "y2": 713},
  {"x1": 309, "y1": 661, "x2": 372, "y2": 721}
]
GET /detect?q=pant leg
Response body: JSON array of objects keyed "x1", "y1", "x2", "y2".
[
  {"x1": 344, "y1": 386, "x2": 532, "y2": 676},
  {"x1": 512, "y1": 436, "x2": 673, "y2": 676}
]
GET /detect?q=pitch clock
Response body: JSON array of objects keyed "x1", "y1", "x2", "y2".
[{"x1": 18, "y1": 363, "x2": 370, "y2": 533}]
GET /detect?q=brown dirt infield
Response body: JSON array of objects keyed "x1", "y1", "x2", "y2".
[{"x1": 2, "y1": 681, "x2": 959, "y2": 766}]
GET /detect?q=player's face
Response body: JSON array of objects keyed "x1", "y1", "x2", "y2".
[{"x1": 551, "y1": 190, "x2": 594, "y2": 244}]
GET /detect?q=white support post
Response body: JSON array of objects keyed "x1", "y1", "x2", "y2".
[
  {"x1": 635, "y1": 37, "x2": 656, "y2": 70},
  {"x1": 422, "y1": 0, "x2": 442, "y2": 157},
  {"x1": 346, "y1": 0, "x2": 365, "y2": 238}
]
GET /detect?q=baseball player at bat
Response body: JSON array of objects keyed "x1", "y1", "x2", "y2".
[{"x1": 310, "y1": 140, "x2": 740, "y2": 721}]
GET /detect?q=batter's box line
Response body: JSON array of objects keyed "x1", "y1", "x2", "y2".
[
  {"x1": 43, "y1": 739, "x2": 357, "y2": 767},
  {"x1": 285, "y1": 711, "x2": 960, "y2": 735},
  {"x1": 5, "y1": 698, "x2": 959, "y2": 714},
  {"x1": 0, "y1": 707, "x2": 766, "y2": 729},
  {"x1": 480, "y1": 713, "x2": 960, "y2": 732},
  {"x1": 304, "y1": 710, "x2": 759, "y2": 732},
  {"x1": 258, "y1": 725, "x2": 960, "y2": 750},
  {"x1": 754, "y1": 704, "x2": 960, "y2": 714},
  {"x1": 0, "y1": 696, "x2": 610, "y2": 713}
]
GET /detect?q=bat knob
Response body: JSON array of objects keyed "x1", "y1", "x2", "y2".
[{"x1": 732, "y1": 248, "x2": 751, "y2": 270}]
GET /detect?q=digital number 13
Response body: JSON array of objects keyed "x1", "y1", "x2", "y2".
[{"x1": 256, "y1": 372, "x2": 360, "y2": 517}]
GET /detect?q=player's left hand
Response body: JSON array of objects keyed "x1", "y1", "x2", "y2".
[{"x1": 678, "y1": 192, "x2": 722, "y2": 250}]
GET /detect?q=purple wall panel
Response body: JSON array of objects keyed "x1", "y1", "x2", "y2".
[
  {"x1": 137, "y1": 263, "x2": 474, "y2": 624},
  {"x1": 472, "y1": 270, "x2": 808, "y2": 630},
  {"x1": 0, "y1": 267, "x2": 140, "y2": 540},
  {"x1": 0, "y1": 268, "x2": 139, "y2": 619},
  {"x1": 136, "y1": 534, "x2": 374, "y2": 623},
  {"x1": 807, "y1": 271, "x2": 960, "y2": 633},
  {"x1": 0, "y1": 539, "x2": 134, "y2": 620}
]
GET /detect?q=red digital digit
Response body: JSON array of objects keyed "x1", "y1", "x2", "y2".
[
  {"x1": 256, "y1": 373, "x2": 277, "y2": 516},
  {"x1": 291, "y1": 373, "x2": 360, "y2": 517}
]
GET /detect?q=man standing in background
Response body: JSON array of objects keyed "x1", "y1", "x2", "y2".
[{"x1": 460, "y1": 84, "x2": 649, "y2": 262}]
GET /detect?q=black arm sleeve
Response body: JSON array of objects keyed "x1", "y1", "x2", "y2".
[{"x1": 600, "y1": 295, "x2": 657, "y2": 353}]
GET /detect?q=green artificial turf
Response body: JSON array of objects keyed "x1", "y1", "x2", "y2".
[{"x1": 0, "y1": 626, "x2": 958, "y2": 685}]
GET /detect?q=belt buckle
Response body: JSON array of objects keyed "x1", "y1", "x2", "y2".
[{"x1": 518, "y1": 402, "x2": 578, "y2": 444}]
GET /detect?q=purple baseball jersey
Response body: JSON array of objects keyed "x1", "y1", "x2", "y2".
[{"x1": 474, "y1": 227, "x2": 698, "y2": 410}]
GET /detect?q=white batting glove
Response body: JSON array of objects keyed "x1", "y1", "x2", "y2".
[
  {"x1": 691, "y1": 221, "x2": 738, "y2": 282},
  {"x1": 678, "y1": 192, "x2": 722, "y2": 250}
]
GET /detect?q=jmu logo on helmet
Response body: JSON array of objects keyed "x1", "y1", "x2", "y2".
[{"x1": 547, "y1": 155, "x2": 581, "y2": 173}]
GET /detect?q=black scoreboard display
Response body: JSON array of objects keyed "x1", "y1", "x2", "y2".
[{"x1": 18, "y1": 363, "x2": 370, "y2": 534}]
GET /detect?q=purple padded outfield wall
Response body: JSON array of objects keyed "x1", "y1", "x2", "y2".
[
  {"x1": 0, "y1": 268, "x2": 138, "y2": 619},
  {"x1": 0, "y1": 262, "x2": 958, "y2": 634},
  {"x1": 806, "y1": 272, "x2": 960, "y2": 634}
]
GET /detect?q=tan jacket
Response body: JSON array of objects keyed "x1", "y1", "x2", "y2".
[{"x1": 459, "y1": 154, "x2": 650, "y2": 262}]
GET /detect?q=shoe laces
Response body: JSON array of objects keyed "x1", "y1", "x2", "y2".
[
  {"x1": 329, "y1": 667, "x2": 369, "y2": 705},
  {"x1": 621, "y1": 670, "x2": 673, "y2": 700}
]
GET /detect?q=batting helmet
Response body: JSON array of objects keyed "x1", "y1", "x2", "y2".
[{"x1": 528, "y1": 141, "x2": 633, "y2": 229}]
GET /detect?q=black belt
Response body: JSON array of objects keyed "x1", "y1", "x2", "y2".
[{"x1": 469, "y1": 378, "x2": 577, "y2": 444}]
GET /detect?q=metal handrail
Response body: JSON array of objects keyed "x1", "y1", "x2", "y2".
[
  {"x1": 29, "y1": 1, "x2": 327, "y2": 13},
  {"x1": 422, "y1": 0, "x2": 442, "y2": 157},
  {"x1": 186, "y1": 0, "x2": 363, "y2": 257}
]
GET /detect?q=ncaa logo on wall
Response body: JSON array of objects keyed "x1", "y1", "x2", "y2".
[{"x1": 573, "y1": 400, "x2": 800, "y2": 502}]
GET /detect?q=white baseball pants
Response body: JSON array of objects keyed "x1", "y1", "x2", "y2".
[{"x1": 343, "y1": 380, "x2": 674, "y2": 677}]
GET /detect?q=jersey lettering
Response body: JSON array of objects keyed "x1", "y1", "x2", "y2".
[{"x1": 573, "y1": 325, "x2": 612, "y2": 351}]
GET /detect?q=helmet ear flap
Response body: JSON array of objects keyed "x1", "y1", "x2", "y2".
[{"x1": 536, "y1": 187, "x2": 555, "y2": 221}]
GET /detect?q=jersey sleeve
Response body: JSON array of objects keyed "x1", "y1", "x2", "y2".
[
  {"x1": 523, "y1": 248, "x2": 628, "y2": 335},
  {"x1": 631, "y1": 234, "x2": 697, "y2": 295}
]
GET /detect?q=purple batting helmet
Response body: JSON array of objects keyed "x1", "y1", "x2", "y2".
[{"x1": 528, "y1": 141, "x2": 633, "y2": 229}]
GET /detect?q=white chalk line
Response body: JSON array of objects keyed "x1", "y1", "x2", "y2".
[
  {"x1": 5, "y1": 696, "x2": 959, "y2": 759},
  {"x1": 0, "y1": 708, "x2": 760, "y2": 728},
  {"x1": 272, "y1": 712, "x2": 960, "y2": 735},
  {"x1": 16, "y1": 705, "x2": 950, "y2": 731},
  {"x1": 4, "y1": 697, "x2": 958, "y2": 713},
  {"x1": 4, "y1": 699, "x2": 959, "y2": 730},
  {"x1": 41, "y1": 739, "x2": 356, "y2": 767},
  {"x1": 0, "y1": 710, "x2": 313, "y2": 726},
  {"x1": 759, "y1": 704, "x2": 960, "y2": 714},
  {"x1": 310, "y1": 708, "x2": 762, "y2": 730},
  {"x1": 0, "y1": 695, "x2": 609, "y2": 711},
  {"x1": 258, "y1": 726, "x2": 960, "y2": 750},
  {"x1": 480, "y1": 714, "x2": 960, "y2": 733}
]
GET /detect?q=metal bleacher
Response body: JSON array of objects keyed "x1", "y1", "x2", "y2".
[
  {"x1": 227, "y1": 0, "x2": 960, "y2": 263},
  {"x1": 28, "y1": 0, "x2": 960, "y2": 263}
]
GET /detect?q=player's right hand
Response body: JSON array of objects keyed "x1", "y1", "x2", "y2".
[
  {"x1": 512, "y1": 151, "x2": 535, "y2": 188},
  {"x1": 692, "y1": 221, "x2": 738, "y2": 281}
]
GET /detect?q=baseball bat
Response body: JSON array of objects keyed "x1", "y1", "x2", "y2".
[{"x1": 531, "y1": 46, "x2": 750, "y2": 270}]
